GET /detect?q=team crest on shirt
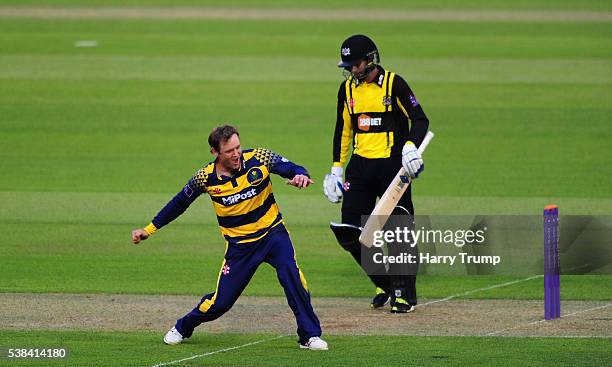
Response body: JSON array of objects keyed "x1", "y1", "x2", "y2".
[
  {"x1": 383, "y1": 96, "x2": 392, "y2": 106},
  {"x1": 246, "y1": 167, "x2": 264, "y2": 186}
]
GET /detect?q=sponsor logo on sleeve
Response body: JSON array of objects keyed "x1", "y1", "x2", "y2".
[
  {"x1": 409, "y1": 94, "x2": 419, "y2": 107},
  {"x1": 183, "y1": 184, "x2": 194, "y2": 197}
]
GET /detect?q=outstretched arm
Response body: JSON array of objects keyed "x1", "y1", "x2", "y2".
[
  {"x1": 252, "y1": 148, "x2": 313, "y2": 189},
  {"x1": 131, "y1": 169, "x2": 207, "y2": 244},
  {"x1": 286, "y1": 174, "x2": 314, "y2": 189}
]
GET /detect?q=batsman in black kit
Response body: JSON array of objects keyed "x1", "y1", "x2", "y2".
[{"x1": 324, "y1": 35, "x2": 429, "y2": 313}]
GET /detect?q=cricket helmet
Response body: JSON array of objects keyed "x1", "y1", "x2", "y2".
[{"x1": 338, "y1": 34, "x2": 380, "y2": 69}]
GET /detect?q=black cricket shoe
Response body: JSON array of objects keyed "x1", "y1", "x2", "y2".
[
  {"x1": 390, "y1": 297, "x2": 415, "y2": 314},
  {"x1": 370, "y1": 287, "x2": 390, "y2": 309}
]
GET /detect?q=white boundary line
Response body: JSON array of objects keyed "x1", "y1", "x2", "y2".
[
  {"x1": 485, "y1": 303, "x2": 612, "y2": 336},
  {"x1": 148, "y1": 275, "x2": 601, "y2": 366},
  {"x1": 417, "y1": 275, "x2": 543, "y2": 308},
  {"x1": 495, "y1": 335, "x2": 612, "y2": 339},
  {"x1": 150, "y1": 334, "x2": 289, "y2": 367},
  {"x1": 416, "y1": 274, "x2": 611, "y2": 338}
]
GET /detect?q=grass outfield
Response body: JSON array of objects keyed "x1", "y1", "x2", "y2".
[
  {"x1": 1, "y1": 1, "x2": 611, "y2": 366},
  {"x1": 1, "y1": 331, "x2": 611, "y2": 367},
  {"x1": 1, "y1": 190, "x2": 610, "y2": 298},
  {"x1": 0, "y1": 0, "x2": 611, "y2": 10},
  {"x1": 1, "y1": 18, "x2": 611, "y2": 198}
]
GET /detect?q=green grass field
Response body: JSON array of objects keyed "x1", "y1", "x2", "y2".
[
  {"x1": 3, "y1": 331, "x2": 611, "y2": 367},
  {"x1": 1, "y1": 1, "x2": 611, "y2": 366}
]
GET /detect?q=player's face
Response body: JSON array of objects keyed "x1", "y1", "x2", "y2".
[
  {"x1": 350, "y1": 59, "x2": 368, "y2": 80},
  {"x1": 215, "y1": 134, "x2": 242, "y2": 172}
]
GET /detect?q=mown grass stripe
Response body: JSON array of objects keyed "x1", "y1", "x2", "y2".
[{"x1": 1, "y1": 8, "x2": 612, "y2": 22}]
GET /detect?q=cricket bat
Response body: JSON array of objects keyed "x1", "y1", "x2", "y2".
[{"x1": 359, "y1": 131, "x2": 434, "y2": 248}]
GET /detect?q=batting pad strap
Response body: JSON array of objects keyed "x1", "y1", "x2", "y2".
[
  {"x1": 144, "y1": 223, "x2": 158, "y2": 236},
  {"x1": 330, "y1": 222, "x2": 361, "y2": 252}
]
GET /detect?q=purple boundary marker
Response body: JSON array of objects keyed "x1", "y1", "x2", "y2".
[{"x1": 544, "y1": 205, "x2": 560, "y2": 320}]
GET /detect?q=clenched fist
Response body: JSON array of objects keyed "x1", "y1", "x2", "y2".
[{"x1": 131, "y1": 228, "x2": 149, "y2": 244}]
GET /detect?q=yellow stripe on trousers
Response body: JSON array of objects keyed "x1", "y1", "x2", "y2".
[{"x1": 199, "y1": 244, "x2": 228, "y2": 313}]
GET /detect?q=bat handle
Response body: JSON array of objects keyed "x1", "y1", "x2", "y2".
[{"x1": 417, "y1": 131, "x2": 435, "y2": 155}]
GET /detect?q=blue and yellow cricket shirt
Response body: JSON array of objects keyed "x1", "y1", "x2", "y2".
[{"x1": 144, "y1": 148, "x2": 309, "y2": 244}]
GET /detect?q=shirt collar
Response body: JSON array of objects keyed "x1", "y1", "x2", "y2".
[
  {"x1": 354, "y1": 66, "x2": 385, "y2": 88},
  {"x1": 214, "y1": 153, "x2": 245, "y2": 180}
]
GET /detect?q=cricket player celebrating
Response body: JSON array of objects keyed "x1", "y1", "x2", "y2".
[
  {"x1": 324, "y1": 35, "x2": 430, "y2": 313},
  {"x1": 132, "y1": 125, "x2": 327, "y2": 350}
]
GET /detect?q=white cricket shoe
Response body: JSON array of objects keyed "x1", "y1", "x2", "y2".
[
  {"x1": 299, "y1": 336, "x2": 328, "y2": 350},
  {"x1": 163, "y1": 326, "x2": 183, "y2": 345}
]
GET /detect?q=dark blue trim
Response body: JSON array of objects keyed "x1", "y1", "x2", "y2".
[
  {"x1": 152, "y1": 188, "x2": 201, "y2": 229},
  {"x1": 270, "y1": 161, "x2": 309, "y2": 180},
  {"x1": 217, "y1": 194, "x2": 277, "y2": 228},
  {"x1": 223, "y1": 214, "x2": 283, "y2": 244}
]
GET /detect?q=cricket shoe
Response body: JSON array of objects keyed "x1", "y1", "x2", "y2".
[
  {"x1": 390, "y1": 297, "x2": 415, "y2": 314},
  {"x1": 370, "y1": 287, "x2": 390, "y2": 309},
  {"x1": 163, "y1": 326, "x2": 184, "y2": 345},
  {"x1": 299, "y1": 337, "x2": 328, "y2": 350}
]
